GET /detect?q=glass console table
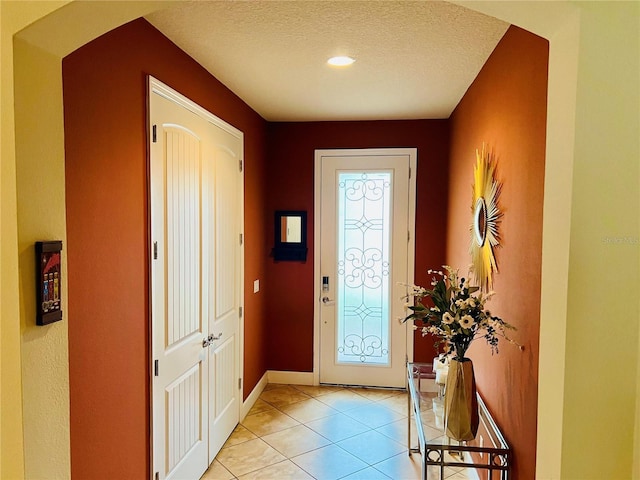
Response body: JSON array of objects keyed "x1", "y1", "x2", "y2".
[{"x1": 407, "y1": 362, "x2": 510, "y2": 480}]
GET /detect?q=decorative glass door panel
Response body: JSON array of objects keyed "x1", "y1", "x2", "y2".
[
  {"x1": 317, "y1": 149, "x2": 416, "y2": 388},
  {"x1": 337, "y1": 172, "x2": 392, "y2": 365}
]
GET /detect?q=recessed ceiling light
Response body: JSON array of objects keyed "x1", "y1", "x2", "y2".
[{"x1": 327, "y1": 56, "x2": 355, "y2": 67}]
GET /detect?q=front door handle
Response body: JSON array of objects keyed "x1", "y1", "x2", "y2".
[{"x1": 322, "y1": 296, "x2": 335, "y2": 305}]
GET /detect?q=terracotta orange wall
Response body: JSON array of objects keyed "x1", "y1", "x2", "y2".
[
  {"x1": 447, "y1": 26, "x2": 548, "y2": 479},
  {"x1": 265, "y1": 120, "x2": 450, "y2": 370},
  {"x1": 63, "y1": 19, "x2": 268, "y2": 480}
]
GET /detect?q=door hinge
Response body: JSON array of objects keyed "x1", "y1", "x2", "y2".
[
  {"x1": 239, "y1": 233, "x2": 244, "y2": 245},
  {"x1": 154, "y1": 360, "x2": 159, "y2": 377},
  {"x1": 239, "y1": 306, "x2": 243, "y2": 317},
  {"x1": 239, "y1": 159, "x2": 243, "y2": 172},
  {"x1": 407, "y1": 230, "x2": 410, "y2": 242},
  {"x1": 238, "y1": 378, "x2": 242, "y2": 390},
  {"x1": 152, "y1": 125, "x2": 157, "y2": 143},
  {"x1": 153, "y1": 241, "x2": 158, "y2": 260},
  {"x1": 409, "y1": 166, "x2": 412, "y2": 179}
]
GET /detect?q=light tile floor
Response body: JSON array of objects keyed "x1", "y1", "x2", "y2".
[{"x1": 202, "y1": 384, "x2": 477, "y2": 480}]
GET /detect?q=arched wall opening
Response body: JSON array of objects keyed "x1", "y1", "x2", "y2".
[{"x1": 3, "y1": 1, "x2": 638, "y2": 479}]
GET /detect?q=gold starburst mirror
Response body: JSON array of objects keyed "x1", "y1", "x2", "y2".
[{"x1": 470, "y1": 145, "x2": 502, "y2": 291}]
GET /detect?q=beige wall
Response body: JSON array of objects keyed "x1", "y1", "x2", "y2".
[
  {"x1": 560, "y1": 2, "x2": 639, "y2": 478},
  {"x1": 1, "y1": 4, "x2": 70, "y2": 477},
  {"x1": 1, "y1": 1, "x2": 638, "y2": 479},
  {"x1": 636, "y1": 321, "x2": 640, "y2": 479},
  {"x1": 13, "y1": 36, "x2": 70, "y2": 479}
]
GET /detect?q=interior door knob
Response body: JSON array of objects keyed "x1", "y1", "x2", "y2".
[{"x1": 203, "y1": 332, "x2": 223, "y2": 348}]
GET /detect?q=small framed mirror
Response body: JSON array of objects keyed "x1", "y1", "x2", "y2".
[{"x1": 273, "y1": 210, "x2": 307, "y2": 261}]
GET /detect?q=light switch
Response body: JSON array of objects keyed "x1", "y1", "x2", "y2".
[{"x1": 253, "y1": 279, "x2": 260, "y2": 293}]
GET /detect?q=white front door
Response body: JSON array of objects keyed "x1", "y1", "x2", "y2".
[
  {"x1": 150, "y1": 78, "x2": 243, "y2": 480},
  {"x1": 316, "y1": 149, "x2": 416, "y2": 388}
]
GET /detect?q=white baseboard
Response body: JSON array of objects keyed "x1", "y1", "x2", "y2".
[
  {"x1": 267, "y1": 370, "x2": 315, "y2": 386},
  {"x1": 241, "y1": 371, "x2": 268, "y2": 421},
  {"x1": 240, "y1": 370, "x2": 315, "y2": 421}
]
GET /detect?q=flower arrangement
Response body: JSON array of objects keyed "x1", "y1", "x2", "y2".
[{"x1": 403, "y1": 266, "x2": 519, "y2": 360}]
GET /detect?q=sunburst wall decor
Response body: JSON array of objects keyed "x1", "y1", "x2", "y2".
[{"x1": 470, "y1": 145, "x2": 502, "y2": 291}]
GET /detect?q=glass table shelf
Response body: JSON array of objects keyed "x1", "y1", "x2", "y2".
[{"x1": 407, "y1": 362, "x2": 510, "y2": 480}]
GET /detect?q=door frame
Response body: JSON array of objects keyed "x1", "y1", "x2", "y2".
[
  {"x1": 313, "y1": 148, "x2": 416, "y2": 386},
  {"x1": 148, "y1": 76, "x2": 245, "y2": 477}
]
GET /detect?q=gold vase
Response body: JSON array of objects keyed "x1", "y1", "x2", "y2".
[{"x1": 444, "y1": 358, "x2": 479, "y2": 441}]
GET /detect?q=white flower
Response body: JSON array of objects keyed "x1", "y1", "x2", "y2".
[
  {"x1": 460, "y1": 315, "x2": 474, "y2": 329},
  {"x1": 488, "y1": 318, "x2": 501, "y2": 329},
  {"x1": 456, "y1": 299, "x2": 472, "y2": 310},
  {"x1": 423, "y1": 326, "x2": 440, "y2": 336},
  {"x1": 400, "y1": 266, "x2": 519, "y2": 355}
]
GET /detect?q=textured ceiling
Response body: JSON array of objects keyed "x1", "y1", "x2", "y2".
[{"x1": 146, "y1": 1, "x2": 509, "y2": 121}]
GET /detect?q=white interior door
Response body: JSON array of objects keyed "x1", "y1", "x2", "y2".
[
  {"x1": 316, "y1": 149, "x2": 416, "y2": 388},
  {"x1": 150, "y1": 78, "x2": 243, "y2": 480},
  {"x1": 206, "y1": 130, "x2": 243, "y2": 460}
]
